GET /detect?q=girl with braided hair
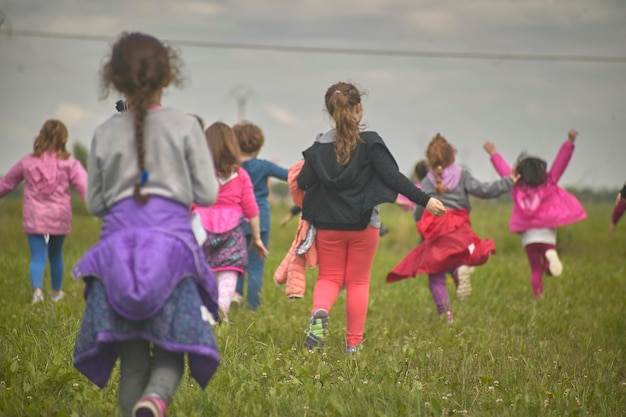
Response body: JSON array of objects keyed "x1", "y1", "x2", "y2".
[
  {"x1": 387, "y1": 133, "x2": 516, "y2": 323},
  {"x1": 72, "y1": 32, "x2": 220, "y2": 417},
  {"x1": 298, "y1": 81, "x2": 446, "y2": 353}
]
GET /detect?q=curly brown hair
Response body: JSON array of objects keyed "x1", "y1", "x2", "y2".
[
  {"x1": 425, "y1": 133, "x2": 456, "y2": 195},
  {"x1": 205, "y1": 122, "x2": 240, "y2": 178},
  {"x1": 33, "y1": 119, "x2": 70, "y2": 159},
  {"x1": 324, "y1": 82, "x2": 364, "y2": 165},
  {"x1": 100, "y1": 32, "x2": 184, "y2": 203},
  {"x1": 233, "y1": 121, "x2": 264, "y2": 154}
]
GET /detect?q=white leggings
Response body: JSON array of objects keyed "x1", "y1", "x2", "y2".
[{"x1": 216, "y1": 270, "x2": 239, "y2": 314}]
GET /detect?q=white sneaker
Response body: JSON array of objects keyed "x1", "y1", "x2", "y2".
[
  {"x1": 32, "y1": 290, "x2": 44, "y2": 304},
  {"x1": 545, "y1": 249, "x2": 563, "y2": 276},
  {"x1": 456, "y1": 266, "x2": 475, "y2": 301},
  {"x1": 50, "y1": 291, "x2": 66, "y2": 302}
]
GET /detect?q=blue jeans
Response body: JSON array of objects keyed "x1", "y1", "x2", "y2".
[
  {"x1": 236, "y1": 231, "x2": 269, "y2": 310},
  {"x1": 27, "y1": 234, "x2": 66, "y2": 291}
]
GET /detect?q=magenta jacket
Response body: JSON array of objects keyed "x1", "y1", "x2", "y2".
[
  {"x1": 489, "y1": 140, "x2": 586, "y2": 233},
  {"x1": 0, "y1": 151, "x2": 87, "y2": 234}
]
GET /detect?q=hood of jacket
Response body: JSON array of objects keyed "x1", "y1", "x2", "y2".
[{"x1": 28, "y1": 151, "x2": 60, "y2": 195}]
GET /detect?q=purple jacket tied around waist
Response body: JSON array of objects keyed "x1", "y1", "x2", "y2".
[{"x1": 72, "y1": 196, "x2": 219, "y2": 319}]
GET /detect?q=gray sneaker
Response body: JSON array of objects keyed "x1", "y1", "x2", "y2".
[{"x1": 304, "y1": 309, "x2": 329, "y2": 350}]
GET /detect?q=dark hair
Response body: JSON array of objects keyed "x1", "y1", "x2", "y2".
[
  {"x1": 100, "y1": 32, "x2": 183, "y2": 203},
  {"x1": 324, "y1": 82, "x2": 364, "y2": 165},
  {"x1": 205, "y1": 122, "x2": 240, "y2": 178},
  {"x1": 233, "y1": 121, "x2": 264, "y2": 154},
  {"x1": 33, "y1": 119, "x2": 70, "y2": 159},
  {"x1": 425, "y1": 133, "x2": 456, "y2": 194},
  {"x1": 413, "y1": 160, "x2": 428, "y2": 182},
  {"x1": 515, "y1": 156, "x2": 547, "y2": 188}
]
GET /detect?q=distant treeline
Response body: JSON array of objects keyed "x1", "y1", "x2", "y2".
[{"x1": 1, "y1": 179, "x2": 619, "y2": 205}]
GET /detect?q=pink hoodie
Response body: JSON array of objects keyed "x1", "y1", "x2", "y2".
[
  {"x1": 0, "y1": 151, "x2": 87, "y2": 234},
  {"x1": 489, "y1": 140, "x2": 586, "y2": 233}
]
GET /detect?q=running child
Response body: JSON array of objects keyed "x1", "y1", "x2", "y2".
[
  {"x1": 0, "y1": 119, "x2": 87, "y2": 304},
  {"x1": 191, "y1": 121, "x2": 268, "y2": 323},
  {"x1": 484, "y1": 129, "x2": 587, "y2": 298},
  {"x1": 71, "y1": 32, "x2": 220, "y2": 417},
  {"x1": 387, "y1": 133, "x2": 516, "y2": 323},
  {"x1": 233, "y1": 121, "x2": 288, "y2": 310}
]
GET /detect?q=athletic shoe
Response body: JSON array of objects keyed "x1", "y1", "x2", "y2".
[
  {"x1": 545, "y1": 249, "x2": 563, "y2": 276},
  {"x1": 50, "y1": 291, "x2": 66, "y2": 302},
  {"x1": 32, "y1": 290, "x2": 44, "y2": 304},
  {"x1": 230, "y1": 292, "x2": 243, "y2": 308},
  {"x1": 132, "y1": 395, "x2": 167, "y2": 417},
  {"x1": 304, "y1": 309, "x2": 329, "y2": 350},
  {"x1": 456, "y1": 266, "x2": 474, "y2": 301},
  {"x1": 346, "y1": 344, "x2": 363, "y2": 354},
  {"x1": 446, "y1": 310, "x2": 454, "y2": 324}
]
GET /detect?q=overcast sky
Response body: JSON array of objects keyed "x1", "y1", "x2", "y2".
[{"x1": 1, "y1": 0, "x2": 625, "y2": 190}]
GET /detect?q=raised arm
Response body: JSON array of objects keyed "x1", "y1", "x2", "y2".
[
  {"x1": 483, "y1": 141, "x2": 511, "y2": 177},
  {"x1": 548, "y1": 130, "x2": 577, "y2": 183}
]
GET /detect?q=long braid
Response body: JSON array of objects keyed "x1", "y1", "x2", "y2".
[
  {"x1": 131, "y1": 89, "x2": 150, "y2": 203},
  {"x1": 425, "y1": 133, "x2": 455, "y2": 195}
]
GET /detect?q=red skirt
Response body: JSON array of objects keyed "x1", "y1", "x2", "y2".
[{"x1": 386, "y1": 209, "x2": 496, "y2": 282}]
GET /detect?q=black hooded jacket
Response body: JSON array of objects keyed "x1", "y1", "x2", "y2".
[{"x1": 297, "y1": 130, "x2": 431, "y2": 230}]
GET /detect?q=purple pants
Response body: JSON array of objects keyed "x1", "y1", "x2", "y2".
[{"x1": 428, "y1": 268, "x2": 459, "y2": 315}]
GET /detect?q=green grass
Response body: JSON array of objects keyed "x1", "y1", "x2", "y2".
[{"x1": 0, "y1": 198, "x2": 624, "y2": 416}]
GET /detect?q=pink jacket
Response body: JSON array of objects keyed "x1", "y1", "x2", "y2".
[
  {"x1": 190, "y1": 167, "x2": 258, "y2": 233},
  {"x1": 0, "y1": 152, "x2": 87, "y2": 234},
  {"x1": 274, "y1": 160, "x2": 318, "y2": 298},
  {"x1": 490, "y1": 140, "x2": 586, "y2": 233}
]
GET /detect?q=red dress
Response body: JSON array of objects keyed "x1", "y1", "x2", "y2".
[{"x1": 386, "y1": 208, "x2": 496, "y2": 282}]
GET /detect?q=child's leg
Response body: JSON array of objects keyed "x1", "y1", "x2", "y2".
[
  {"x1": 428, "y1": 272, "x2": 450, "y2": 315},
  {"x1": 26, "y1": 234, "x2": 47, "y2": 291},
  {"x1": 343, "y1": 227, "x2": 379, "y2": 348},
  {"x1": 524, "y1": 244, "x2": 545, "y2": 298},
  {"x1": 216, "y1": 270, "x2": 239, "y2": 315},
  {"x1": 242, "y1": 231, "x2": 269, "y2": 310},
  {"x1": 142, "y1": 345, "x2": 184, "y2": 405},
  {"x1": 118, "y1": 339, "x2": 151, "y2": 417},
  {"x1": 47, "y1": 235, "x2": 66, "y2": 292},
  {"x1": 610, "y1": 198, "x2": 626, "y2": 231},
  {"x1": 312, "y1": 229, "x2": 349, "y2": 314}
]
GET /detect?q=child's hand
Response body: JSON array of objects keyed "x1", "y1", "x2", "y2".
[
  {"x1": 483, "y1": 141, "x2": 496, "y2": 156},
  {"x1": 249, "y1": 238, "x2": 269, "y2": 260},
  {"x1": 568, "y1": 129, "x2": 578, "y2": 142},
  {"x1": 425, "y1": 198, "x2": 446, "y2": 217}
]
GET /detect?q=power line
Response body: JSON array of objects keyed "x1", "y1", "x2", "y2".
[{"x1": 2, "y1": 28, "x2": 626, "y2": 64}]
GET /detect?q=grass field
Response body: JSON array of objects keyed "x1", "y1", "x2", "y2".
[{"x1": 0, "y1": 197, "x2": 624, "y2": 417}]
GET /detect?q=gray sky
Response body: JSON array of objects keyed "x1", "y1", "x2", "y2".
[{"x1": 1, "y1": 0, "x2": 625, "y2": 190}]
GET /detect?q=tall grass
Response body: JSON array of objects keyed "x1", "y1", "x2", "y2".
[{"x1": 0, "y1": 198, "x2": 624, "y2": 416}]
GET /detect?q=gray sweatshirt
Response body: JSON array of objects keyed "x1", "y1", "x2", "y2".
[
  {"x1": 87, "y1": 107, "x2": 218, "y2": 217},
  {"x1": 414, "y1": 169, "x2": 513, "y2": 221}
]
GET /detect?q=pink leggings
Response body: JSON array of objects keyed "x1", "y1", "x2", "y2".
[
  {"x1": 312, "y1": 226, "x2": 379, "y2": 347},
  {"x1": 524, "y1": 242, "x2": 557, "y2": 298}
]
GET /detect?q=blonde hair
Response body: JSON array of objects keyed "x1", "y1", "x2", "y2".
[
  {"x1": 33, "y1": 119, "x2": 70, "y2": 159},
  {"x1": 325, "y1": 82, "x2": 364, "y2": 165},
  {"x1": 425, "y1": 133, "x2": 456, "y2": 195}
]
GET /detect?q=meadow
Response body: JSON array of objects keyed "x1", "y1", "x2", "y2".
[{"x1": 0, "y1": 197, "x2": 624, "y2": 417}]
